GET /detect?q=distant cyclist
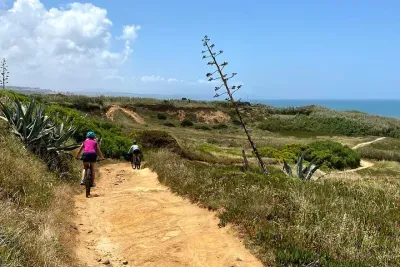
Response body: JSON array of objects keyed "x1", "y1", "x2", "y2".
[
  {"x1": 127, "y1": 141, "x2": 142, "y2": 163},
  {"x1": 76, "y1": 131, "x2": 105, "y2": 187}
]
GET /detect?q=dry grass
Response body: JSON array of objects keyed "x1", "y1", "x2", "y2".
[
  {"x1": 147, "y1": 150, "x2": 400, "y2": 266},
  {"x1": 0, "y1": 122, "x2": 80, "y2": 267}
]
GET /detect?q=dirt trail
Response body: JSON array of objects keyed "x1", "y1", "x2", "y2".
[
  {"x1": 352, "y1": 137, "x2": 386, "y2": 150},
  {"x1": 106, "y1": 105, "x2": 145, "y2": 124},
  {"x1": 74, "y1": 163, "x2": 263, "y2": 267}
]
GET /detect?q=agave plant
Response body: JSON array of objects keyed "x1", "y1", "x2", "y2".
[
  {"x1": 0, "y1": 97, "x2": 79, "y2": 152},
  {"x1": 283, "y1": 153, "x2": 323, "y2": 180}
]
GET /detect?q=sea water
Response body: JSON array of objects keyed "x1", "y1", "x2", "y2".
[{"x1": 254, "y1": 99, "x2": 400, "y2": 118}]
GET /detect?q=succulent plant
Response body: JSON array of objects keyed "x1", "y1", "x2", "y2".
[
  {"x1": 0, "y1": 97, "x2": 79, "y2": 153},
  {"x1": 283, "y1": 153, "x2": 322, "y2": 180}
]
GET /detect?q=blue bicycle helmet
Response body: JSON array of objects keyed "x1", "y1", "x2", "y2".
[{"x1": 87, "y1": 131, "x2": 95, "y2": 138}]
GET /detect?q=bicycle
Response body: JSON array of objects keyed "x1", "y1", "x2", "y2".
[
  {"x1": 82, "y1": 159, "x2": 104, "y2": 198},
  {"x1": 131, "y1": 153, "x2": 141, "y2": 170}
]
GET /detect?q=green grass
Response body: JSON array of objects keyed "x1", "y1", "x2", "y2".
[
  {"x1": 147, "y1": 150, "x2": 400, "y2": 266},
  {"x1": 0, "y1": 122, "x2": 80, "y2": 267}
]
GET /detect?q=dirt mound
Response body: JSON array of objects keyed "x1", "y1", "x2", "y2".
[
  {"x1": 196, "y1": 110, "x2": 231, "y2": 124},
  {"x1": 73, "y1": 164, "x2": 263, "y2": 267},
  {"x1": 106, "y1": 105, "x2": 145, "y2": 124}
]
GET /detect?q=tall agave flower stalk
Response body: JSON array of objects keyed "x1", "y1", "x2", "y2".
[{"x1": 202, "y1": 35, "x2": 268, "y2": 175}]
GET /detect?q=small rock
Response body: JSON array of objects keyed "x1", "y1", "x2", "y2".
[
  {"x1": 122, "y1": 260, "x2": 128, "y2": 265},
  {"x1": 88, "y1": 230, "x2": 93, "y2": 234},
  {"x1": 103, "y1": 259, "x2": 110, "y2": 265},
  {"x1": 96, "y1": 258, "x2": 102, "y2": 262},
  {"x1": 236, "y1": 257, "x2": 243, "y2": 261}
]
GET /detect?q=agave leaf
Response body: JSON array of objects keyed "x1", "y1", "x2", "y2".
[
  {"x1": 297, "y1": 153, "x2": 304, "y2": 179},
  {"x1": 304, "y1": 157, "x2": 318, "y2": 180},
  {"x1": 306, "y1": 163, "x2": 323, "y2": 180}
]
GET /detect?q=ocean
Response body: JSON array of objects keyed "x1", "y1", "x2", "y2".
[{"x1": 253, "y1": 99, "x2": 400, "y2": 118}]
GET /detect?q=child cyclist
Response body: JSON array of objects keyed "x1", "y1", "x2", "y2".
[{"x1": 76, "y1": 131, "x2": 105, "y2": 187}]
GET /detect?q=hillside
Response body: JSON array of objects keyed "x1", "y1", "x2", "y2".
[
  {"x1": 0, "y1": 121, "x2": 80, "y2": 267},
  {"x1": 1, "y1": 90, "x2": 400, "y2": 266}
]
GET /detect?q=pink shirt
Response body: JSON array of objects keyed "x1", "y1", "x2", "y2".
[{"x1": 83, "y1": 139, "x2": 98, "y2": 153}]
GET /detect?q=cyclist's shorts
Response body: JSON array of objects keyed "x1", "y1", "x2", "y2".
[
  {"x1": 82, "y1": 152, "x2": 97, "y2": 162},
  {"x1": 133, "y1": 149, "x2": 141, "y2": 155}
]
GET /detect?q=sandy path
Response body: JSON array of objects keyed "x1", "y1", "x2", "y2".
[
  {"x1": 352, "y1": 137, "x2": 386, "y2": 150},
  {"x1": 73, "y1": 163, "x2": 263, "y2": 267},
  {"x1": 106, "y1": 105, "x2": 145, "y2": 124}
]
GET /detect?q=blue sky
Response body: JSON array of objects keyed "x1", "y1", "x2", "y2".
[{"x1": 1, "y1": 0, "x2": 399, "y2": 99}]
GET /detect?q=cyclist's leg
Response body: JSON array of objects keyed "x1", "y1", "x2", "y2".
[
  {"x1": 90, "y1": 162, "x2": 96, "y2": 185},
  {"x1": 81, "y1": 162, "x2": 89, "y2": 185}
]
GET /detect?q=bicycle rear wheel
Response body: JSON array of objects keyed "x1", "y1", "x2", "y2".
[{"x1": 85, "y1": 168, "x2": 91, "y2": 198}]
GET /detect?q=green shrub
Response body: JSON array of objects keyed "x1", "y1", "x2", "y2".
[
  {"x1": 137, "y1": 130, "x2": 181, "y2": 152},
  {"x1": 0, "y1": 90, "x2": 30, "y2": 103},
  {"x1": 307, "y1": 140, "x2": 360, "y2": 170},
  {"x1": 157, "y1": 113, "x2": 167, "y2": 120},
  {"x1": 181, "y1": 119, "x2": 194, "y2": 127},
  {"x1": 232, "y1": 119, "x2": 242, "y2": 125},
  {"x1": 46, "y1": 105, "x2": 130, "y2": 158},
  {"x1": 163, "y1": 122, "x2": 176, "y2": 127},
  {"x1": 258, "y1": 146, "x2": 281, "y2": 159},
  {"x1": 212, "y1": 123, "x2": 228, "y2": 130}
]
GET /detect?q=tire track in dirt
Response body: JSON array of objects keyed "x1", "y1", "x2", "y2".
[{"x1": 73, "y1": 163, "x2": 263, "y2": 267}]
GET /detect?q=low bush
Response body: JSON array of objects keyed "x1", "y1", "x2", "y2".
[
  {"x1": 259, "y1": 141, "x2": 360, "y2": 170},
  {"x1": 157, "y1": 113, "x2": 167, "y2": 120},
  {"x1": 181, "y1": 119, "x2": 194, "y2": 127},
  {"x1": 136, "y1": 130, "x2": 182, "y2": 155},
  {"x1": 307, "y1": 140, "x2": 360, "y2": 170},
  {"x1": 163, "y1": 122, "x2": 176, "y2": 127},
  {"x1": 212, "y1": 123, "x2": 228, "y2": 130}
]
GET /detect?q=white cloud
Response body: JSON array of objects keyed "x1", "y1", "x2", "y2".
[
  {"x1": 141, "y1": 75, "x2": 165, "y2": 83},
  {"x1": 120, "y1": 25, "x2": 141, "y2": 41},
  {"x1": 0, "y1": 0, "x2": 140, "y2": 89}
]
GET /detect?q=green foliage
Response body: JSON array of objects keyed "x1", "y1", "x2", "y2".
[
  {"x1": 0, "y1": 90, "x2": 30, "y2": 103},
  {"x1": 46, "y1": 105, "x2": 130, "y2": 158},
  {"x1": 163, "y1": 122, "x2": 176, "y2": 127},
  {"x1": 259, "y1": 141, "x2": 359, "y2": 170},
  {"x1": 258, "y1": 111, "x2": 400, "y2": 138},
  {"x1": 212, "y1": 123, "x2": 228, "y2": 130},
  {"x1": 307, "y1": 140, "x2": 360, "y2": 170},
  {"x1": 137, "y1": 130, "x2": 182, "y2": 153},
  {"x1": 258, "y1": 146, "x2": 281, "y2": 158},
  {"x1": 232, "y1": 118, "x2": 242, "y2": 125},
  {"x1": 181, "y1": 119, "x2": 194, "y2": 127},
  {"x1": 156, "y1": 113, "x2": 167, "y2": 120},
  {"x1": 0, "y1": 98, "x2": 80, "y2": 173}
]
